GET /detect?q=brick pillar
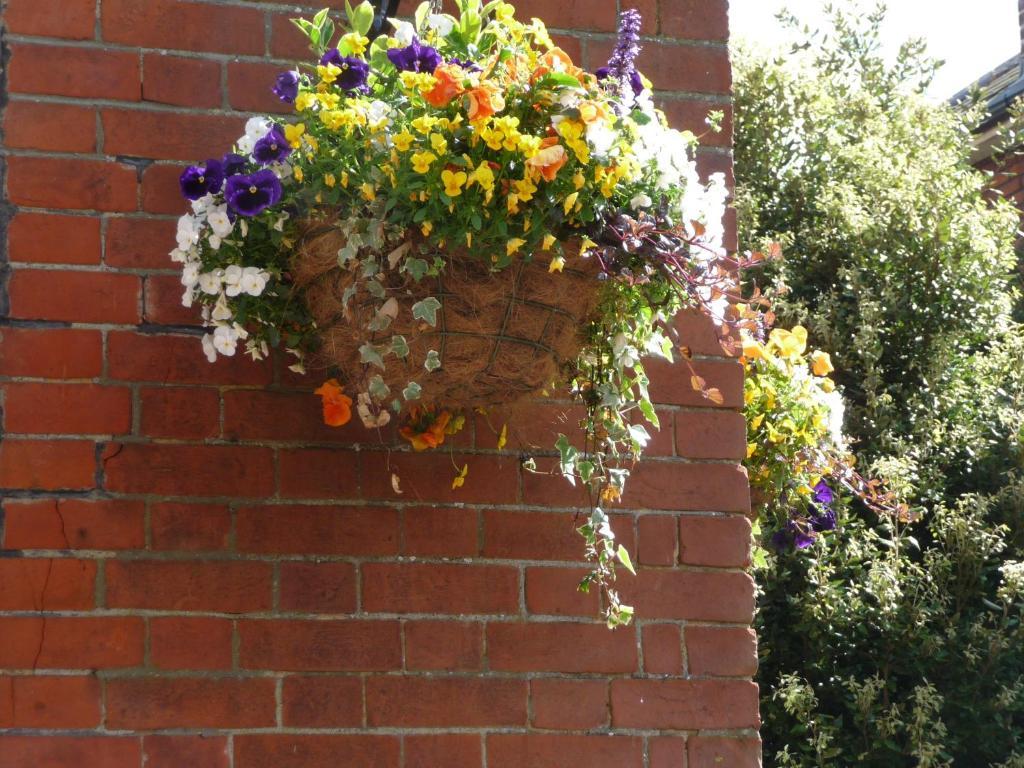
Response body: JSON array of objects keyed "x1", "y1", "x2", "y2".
[{"x1": 0, "y1": 0, "x2": 759, "y2": 766}]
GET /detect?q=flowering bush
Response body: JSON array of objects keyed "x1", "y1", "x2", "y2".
[{"x1": 172, "y1": 1, "x2": 739, "y2": 626}]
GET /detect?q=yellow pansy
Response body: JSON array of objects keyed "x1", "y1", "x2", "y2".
[
  {"x1": 563, "y1": 191, "x2": 579, "y2": 216},
  {"x1": 283, "y1": 123, "x2": 306, "y2": 148},
  {"x1": 411, "y1": 115, "x2": 439, "y2": 134},
  {"x1": 341, "y1": 32, "x2": 369, "y2": 56},
  {"x1": 392, "y1": 131, "x2": 415, "y2": 152},
  {"x1": 340, "y1": 171, "x2": 349, "y2": 188},
  {"x1": 421, "y1": 221, "x2": 433, "y2": 236},
  {"x1": 317, "y1": 63, "x2": 341, "y2": 84},
  {"x1": 506, "y1": 238, "x2": 526, "y2": 257},
  {"x1": 507, "y1": 193, "x2": 521, "y2": 214},
  {"x1": 470, "y1": 161, "x2": 496, "y2": 193},
  {"x1": 411, "y1": 151, "x2": 437, "y2": 173},
  {"x1": 429, "y1": 133, "x2": 448, "y2": 154},
  {"x1": 316, "y1": 91, "x2": 341, "y2": 110},
  {"x1": 441, "y1": 169, "x2": 468, "y2": 197},
  {"x1": 810, "y1": 350, "x2": 834, "y2": 376},
  {"x1": 573, "y1": 171, "x2": 586, "y2": 190},
  {"x1": 295, "y1": 92, "x2": 316, "y2": 112},
  {"x1": 542, "y1": 234, "x2": 557, "y2": 250},
  {"x1": 293, "y1": 166, "x2": 304, "y2": 182},
  {"x1": 324, "y1": 173, "x2": 336, "y2": 188},
  {"x1": 769, "y1": 326, "x2": 808, "y2": 360},
  {"x1": 517, "y1": 134, "x2": 543, "y2": 158},
  {"x1": 742, "y1": 335, "x2": 766, "y2": 361},
  {"x1": 579, "y1": 236, "x2": 597, "y2": 255},
  {"x1": 495, "y1": 2, "x2": 515, "y2": 21},
  {"x1": 513, "y1": 177, "x2": 537, "y2": 201},
  {"x1": 549, "y1": 256, "x2": 565, "y2": 273},
  {"x1": 360, "y1": 182, "x2": 375, "y2": 200}
]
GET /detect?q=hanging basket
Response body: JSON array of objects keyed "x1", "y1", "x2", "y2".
[{"x1": 291, "y1": 219, "x2": 602, "y2": 408}]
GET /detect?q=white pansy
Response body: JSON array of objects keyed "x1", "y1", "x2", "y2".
[
  {"x1": 223, "y1": 264, "x2": 244, "y2": 297},
  {"x1": 208, "y1": 234, "x2": 222, "y2": 250},
  {"x1": 206, "y1": 206, "x2": 234, "y2": 238},
  {"x1": 211, "y1": 293, "x2": 233, "y2": 321},
  {"x1": 389, "y1": 18, "x2": 416, "y2": 45},
  {"x1": 630, "y1": 193, "x2": 652, "y2": 211},
  {"x1": 239, "y1": 266, "x2": 270, "y2": 297},
  {"x1": 201, "y1": 333, "x2": 218, "y2": 363},
  {"x1": 212, "y1": 325, "x2": 238, "y2": 357},
  {"x1": 169, "y1": 248, "x2": 188, "y2": 264},
  {"x1": 426, "y1": 13, "x2": 454, "y2": 36},
  {"x1": 191, "y1": 194, "x2": 214, "y2": 215},
  {"x1": 557, "y1": 89, "x2": 583, "y2": 109},
  {"x1": 367, "y1": 100, "x2": 393, "y2": 129},
  {"x1": 821, "y1": 389, "x2": 846, "y2": 447},
  {"x1": 237, "y1": 116, "x2": 272, "y2": 155},
  {"x1": 176, "y1": 215, "x2": 202, "y2": 250},
  {"x1": 198, "y1": 269, "x2": 224, "y2": 295},
  {"x1": 270, "y1": 162, "x2": 292, "y2": 180},
  {"x1": 180, "y1": 263, "x2": 200, "y2": 288},
  {"x1": 181, "y1": 288, "x2": 195, "y2": 308},
  {"x1": 586, "y1": 120, "x2": 616, "y2": 156}
]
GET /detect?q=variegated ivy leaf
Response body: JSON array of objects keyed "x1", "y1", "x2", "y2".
[
  {"x1": 359, "y1": 343, "x2": 385, "y2": 369},
  {"x1": 403, "y1": 382, "x2": 422, "y2": 401},
  {"x1": 367, "y1": 312, "x2": 393, "y2": 332},
  {"x1": 555, "y1": 434, "x2": 578, "y2": 486},
  {"x1": 366, "y1": 280, "x2": 386, "y2": 299},
  {"x1": 424, "y1": 350, "x2": 441, "y2": 372},
  {"x1": 402, "y1": 257, "x2": 429, "y2": 281},
  {"x1": 412, "y1": 297, "x2": 442, "y2": 326},
  {"x1": 627, "y1": 424, "x2": 651, "y2": 448},
  {"x1": 361, "y1": 257, "x2": 380, "y2": 277},
  {"x1": 341, "y1": 283, "x2": 358, "y2": 310},
  {"x1": 368, "y1": 374, "x2": 390, "y2": 400},
  {"x1": 391, "y1": 335, "x2": 410, "y2": 359}
]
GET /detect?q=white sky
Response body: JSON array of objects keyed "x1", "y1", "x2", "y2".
[{"x1": 729, "y1": 0, "x2": 1021, "y2": 99}]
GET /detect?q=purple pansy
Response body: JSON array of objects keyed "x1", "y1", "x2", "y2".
[
  {"x1": 810, "y1": 508, "x2": 838, "y2": 533},
  {"x1": 224, "y1": 170, "x2": 282, "y2": 217},
  {"x1": 387, "y1": 37, "x2": 442, "y2": 73},
  {"x1": 273, "y1": 70, "x2": 300, "y2": 103},
  {"x1": 812, "y1": 480, "x2": 835, "y2": 507},
  {"x1": 448, "y1": 57, "x2": 481, "y2": 73},
  {"x1": 180, "y1": 159, "x2": 225, "y2": 201},
  {"x1": 596, "y1": 66, "x2": 644, "y2": 97},
  {"x1": 320, "y1": 49, "x2": 371, "y2": 92},
  {"x1": 222, "y1": 152, "x2": 248, "y2": 178},
  {"x1": 252, "y1": 125, "x2": 292, "y2": 165}
]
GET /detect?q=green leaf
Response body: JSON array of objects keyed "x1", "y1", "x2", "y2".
[
  {"x1": 638, "y1": 398, "x2": 660, "y2": 430},
  {"x1": 391, "y1": 335, "x2": 409, "y2": 359},
  {"x1": 424, "y1": 350, "x2": 442, "y2": 372},
  {"x1": 616, "y1": 545, "x2": 636, "y2": 575},
  {"x1": 412, "y1": 297, "x2": 442, "y2": 326},
  {"x1": 368, "y1": 374, "x2": 390, "y2": 399},
  {"x1": 403, "y1": 257, "x2": 429, "y2": 281},
  {"x1": 359, "y1": 343, "x2": 385, "y2": 369},
  {"x1": 349, "y1": 0, "x2": 375, "y2": 35},
  {"x1": 537, "y1": 72, "x2": 581, "y2": 89},
  {"x1": 403, "y1": 381, "x2": 422, "y2": 401}
]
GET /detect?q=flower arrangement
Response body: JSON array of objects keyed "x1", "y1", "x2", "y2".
[{"x1": 172, "y1": 0, "x2": 744, "y2": 626}]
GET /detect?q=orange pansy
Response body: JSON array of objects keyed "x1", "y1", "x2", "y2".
[
  {"x1": 399, "y1": 407, "x2": 453, "y2": 451},
  {"x1": 314, "y1": 378, "x2": 353, "y2": 427},
  {"x1": 425, "y1": 64, "x2": 465, "y2": 108},
  {"x1": 465, "y1": 82, "x2": 505, "y2": 122},
  {"x1": 527, "y1": 137, "x2": 568, "y2": 181}
]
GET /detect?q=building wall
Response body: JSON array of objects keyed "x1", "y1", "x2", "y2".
[{"x1": 0, "y1": 1, "x2": 759, "y2": 766}]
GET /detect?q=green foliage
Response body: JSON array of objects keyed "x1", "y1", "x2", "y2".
[{"x1": 734, "y1": 3, "x2": 1024, "y2": 765}]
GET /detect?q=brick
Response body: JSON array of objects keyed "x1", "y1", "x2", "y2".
[
  {"x1": 671, "y1": 308, "x2": 732, "y2": 356},
  {"x1": 3, "y1": 101, "x2": 95, "y2": 153},
  {"x1": 144, "y1": 736, "x2": 230, "y2": 768},
  {"x1": 7, "y1": 157, "x2": 137, "y2": 212},
  {"x1": 8, "y1": 212, "x2": 101, "y2": 265},
  {"x1": 676, "y1": 410, "x2": 747, "y2": 460},
  {"x1": 679, "y1": 515, "x2": 752, "y2": 567},
  {"x1": 103, "y1": 443, "x2": 275, "y2": 497},
  {"x1": 622, "y1": 461, "x2": 751, "y2": 513},
  {"x1": 275, "y1": 447, "x2": 364, "y2": 498},
  {"x1": 107, "y1": 331, "x2": 273, "y2": 385},
  {"x1": 646, "y1": 358, "x2": 743, "y2": 407},
  {"x1": 150, "y1": 502, "x2": 232, "y2": 551},
  {"x1": 8, "y1": 269, "x2": 139, "y2": 324},
  {"x1": 223, "y1": 389, "x2": 365, "y2": 443},
  {"x1": 0, "y1": 327, "x2": 102, "y2": 379},
  {"x1": 102, "y1": 108, "x2": 245, "y2": 162},
  {"x1": 0, "y1": 439, "x2": 96, "y2": 491},
  {"x1": 279, "y1": 561, "x2": 357, "y2": 614},
  {"x1": 362, "y1": 562, "x2": 519, "y2": 615},
  {"x1": 688, "y1": 736, "x2": 762, "y2": 768},
  {"x1": 144, "y1": 274, "x2": 201, "y2": 326},
  {"x1": 487, "y1": 622, "x2": 637, "y2": 673},
  {"x1": 106, "y1": 560, "x2": 272, "y2": 613},
  {"x1": 621, "y1": 570, "x2": 755, "y2": 623},
  {"x1": 4, "y1": 0, "x2": 96, "y2": 39},
  {"x1": 234, "y1": 735, "x2": 400, "y2": 768},
  {"x1": 236, "y1": 505, "x2": 400, "y2": 556},
  {"x1": 0, "y1": 558, "x2": 96, "y2": 610},
  {"x1": 640, "y1": 623, "x2": 681, "y2": 675},
  {"x1": 239, "y1": 620, "x2": 402, "y2": 671},
  {"x1": 531, "y1": 678, "x2": 608, "y2": 729},
  {"x1": 524, "y1": 566, "x2": 600, "y2": 617},
  {"x1": 498, "y1": 0, "x2": 618, "y2": 31},
  {"x1": 150, "y1": 617, "x2": 234, "y2": 670},
  {"x1": 591, "y1": 39, "x2": 732, "y2": 95},
  {"x1": 487, "y1": 734, "x2": 644, "y2": 768},
  {"x1": 662, "y1": 0, "x2": 730, "y2": 41},
  {"x1": 638, "y1": 515, "x2": 679, "y2": 565},
  {"x1": 105, "y1": 216, "x2": 177, "y2": 268},
  {"x1": 106, "y1": 677, "x2": 276, "y2": 729},
  {"x1": 0, "y1": 675, "x2": 101, "y2": 728},
  {"x1": 228, "y1": 60, "x2": 293, "y2": 114},
  {"x1": 406, "y1": 734, "x2": 482, "y2": 768},
  {"x1": 403, "y1": 506, "x2": 479, "y2": 557},
  {"x1": 660, "y1": 100, "x2": 733, "y2": 148},
  {"x1": 686, "y1": 626, "x2": 758, "y2": 677},
  {"x1": 611, "y1": 679, "x2": 760, "y2": 730},
  {"x1": 650, "y1": 737, "x2": 687, "y2": 768},
  {"x1": 102, "y1": 0, "x2": 266, "y2": 55},
  {"x1": 484, "y1": 509, "x2": 634, "y2": 561},
  {"x1": 0, "y1": 737, "x2": 139, "y2": 768},
  {"x1": 361, "y1": 450, "x2": 519, "y2": 505},
  {"x1": 0, "y1": 616, "x2": 143, "y2": 670},
  {"x1": 2, "y1": 498, "x2": 144, "y2": 550},
  {"x1": 282, "y1": 676, "x2": 363, "y2": 727},
  {"x1": 404, "y1": 621, "x2": 483, "y2": 671},
  {"x1": 366, "y1": 676, "x2": 527, "y2": 727},
  {"x1": 143, "y1": 163, "x2": 192, "y2": 214},
  {"x1": 3, "y1": 383, "x2": 132, "y2": 435},
  {"x1": 9, "y1": 44, "x2": 139, "y2": 100},
  {"x1": 143, "y1": 52, "x2": 222, "y2": 108},
  {"x1": 140, "y1": 386, "x2": 220, "y2": 439},
  {"x1": 269, "y1": 14, "x2": 317, "y2": 60}
]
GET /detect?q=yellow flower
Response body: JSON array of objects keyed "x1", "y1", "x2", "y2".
[
  {"x1": 470, "y1": 161, "x2": 496, "y2": 193},
  {"x1": 411, "y1": 151, "x2": 437, "y2": 174},
  {"x1": 421, "y1": 221, "x2": 433, "y2": 237},
  {"x1": 340, "y1": 171, "x2": 349, "y2": 188},
  {"x1": 563, "y1": 191, "x2": 579, "y2": 216},
  {"x1": 393, "y1": 131, "x2": 415, "y2": 152},
  {"x1": 769, "y1": 326, "x2": 808, "y2": 360},
  {"x1": 513, "y1": 177, "x2": 537, "y2": 201},
  {"x1": 573, "y1": 171, "x2": 586, "y2": 190},
  {"x1": 317, "y1": 63, "x2": 341, "y2": 84},
  {"x1": 549, "y1": 256, "x2": 565, "y2": 273},
  {"x1": 451, "y1": 463, "x2": 469, "y2": 490},
  {"x1": 324, "y1": 173, "x2": 336, "y2": 188},
  {"x1": 442, "y1": 169, "x2": 468, "y2": 197},
  {"x1": 429, "y1": 133, "x2": 448, "y2": 155},
  {"x1": 517, "y1": 134, "x2": 543, "y2": 158},
  {"x1": 293, "y1": 166, "x2": 304, "y2": 182},
  {"x1": 295, "y1": 92, "x2": 316, "y2": 112},
  {"x1": 411, "y1": 115, "x2": 439, "y2": 134},
  {"x1": 507, "y1": 238, "x2": 526, "y2": 257},
  {"x1": 810, "y1": 350, "x2": 834, "y2": 376},
  {"x1": 542, "y1": 234, "x2": 557, "y2": 250},
  {"x1": 283, "y1": 123, "x2": 305, "y2": 148},
  {"x1": 742, "y1": 335, "x2": 766, "y2": 362},
  {"x1": 495, "y1": 2, "x2": 515, "y2": 21},
  {"x1": 507, "y1": 193, "x2": 521, "y2": 214},
  {"x1": 360, "y1": 182, "x2": 375, "y2": 200},
  {"x1": 342, "y1": 32, "x2": 369, "y2": 56},
  {"x1": 579, "y1": 236, "x2": 597, "y2": 255}
]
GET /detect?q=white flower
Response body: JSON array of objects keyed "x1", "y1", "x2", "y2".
[
  {"x1": 821, "y1": 389, "x2": 847, "y2": 447},
  {"x1": 198, "y1": 269, "x2": 224, "y2": 295},
  {"x1": 237, "y1": 117, "x2": 272, "y2": 156},
  {"x1": 181, "y1": 288, "x2": 195, "y2": 308},
  {"x1": 426, "y1": 13, "x2": 454, "y2": 36},
  {"x1": 630, "y1": 193, "x2": 652, "y2": 211},
  {"x1": 201, "y1": 333, "x2": 218, "y2": 363},
  {"x1": 170, "y1": 248, "x2": 188, "y2": 264},
  {"x1": 239, "y1": 266, "x2": 269, "y2": 297},
  {"x1": 206, "y1": 206, "x2": 234, "y2": 238},
  {"x1": 223, "y1": 264, "x2": 244, "y2": 297},
  {"x1": 389, "y1": 18, "x2": 416, "y2": 45},
  {"x1": 180, "y1": 263, "x2": 200, "y2": 289},
  {"x1": 586, "y1": 120, "x2": 617, "y2": 156},
  {"x1": 212, "y1": 325, "x2": 238, "y2": 357},
  {"x1": 176, "y1": 215, "x2": 202, "y2": 250},
  {"x1": 211, "y1": 293, "x2": 233, "y2": 322},
  {"x1": 367, "y1": 100, "x2": 393, "y2": 129},
  {"x1": 208, "y1": 234, "x2": 222, "y2": 250},
  {"x1": 191, "y1": 194, "x2": 214, "y2": 215}
]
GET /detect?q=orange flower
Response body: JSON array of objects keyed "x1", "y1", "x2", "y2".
[
  {"x1": 465, "y1": 82, "x2": 505, "y2": 122},
  {"x1": 530, "y1": 47, "x2": 586, "y2": 84},
  {"x1": 399, "y1": 407, "x2": 452, "y2": 451},
  {"x1": 314, "y1": 378, "x2": 353, "y2": 427},
  {"x1": 425, "y1": 64, "x2": 465, "y2": 108},
  {"x1": 527, "y1": 136, "x2": 567, "y2": 181}
]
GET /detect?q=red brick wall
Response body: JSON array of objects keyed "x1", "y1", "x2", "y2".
[{"x1": 0, "y1": 1, "x2": 759, "y2": 766}]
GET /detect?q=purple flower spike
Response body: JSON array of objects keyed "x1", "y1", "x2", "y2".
[
  {"x1": 222, "y1": 152, "x2": 248, "y2": 178},
  {"x1": 225, "y1": 170, "x2": 282, "y2": 217},
  {"x1": 273, "y1": 70, "x2": 300, "y2": 103},
  {"x1": 179, "y1": 158, "x2": 225, "y2": 200},
  {"x1": 600, "y1": 9, "x2": 644, "y2": 102},
  {"x1": 320, "y1": 49, "x2": 371, "y2": 92},
  {"x1": 596, "y1": 66, "x2": 644, "y2": 97},
  {"x1": 387, "y1": 37, "x2": 442, "y2": 73},
  {"x1": 252, "y1": 125, "x2": 292, "y2": 165}
]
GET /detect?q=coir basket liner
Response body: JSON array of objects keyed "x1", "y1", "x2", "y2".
[{"x1": 292, "y1": 220, "x2": 602, "y2": 408}]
